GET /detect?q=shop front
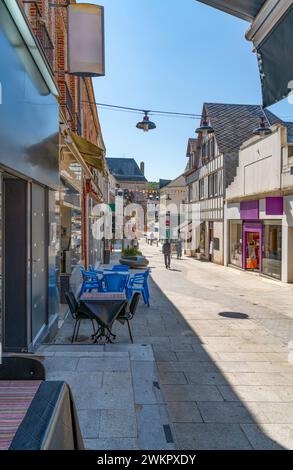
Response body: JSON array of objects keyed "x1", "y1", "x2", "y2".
[
  {"x1": 228, "y1": 198, "x2": 284, "y2": 281},
  {"x1": 0, "y1": 1, "x2": 60, "y2": 351}
]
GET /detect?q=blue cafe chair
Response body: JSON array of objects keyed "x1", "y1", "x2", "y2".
[
  {"x1": 79, "y1": 267, "x2": 102, "y2": 295},
  {"x1": 127, "y1": 270, "x2": 150, "y2": 307}
]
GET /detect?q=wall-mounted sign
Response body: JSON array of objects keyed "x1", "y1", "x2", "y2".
[{"x1": 68, "y1": 4, "x2": 105, "y2": 77}]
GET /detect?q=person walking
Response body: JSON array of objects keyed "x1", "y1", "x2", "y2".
[
  {"x1": 176, "y1": 238, "x2": 183, "y2": 259},
  {"x1": 162, "y1": 240, "x2": 171, "y2": 269}
]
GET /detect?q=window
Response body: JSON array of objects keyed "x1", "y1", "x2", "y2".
[
  {"x1": 211, "y1": 137, "x2": 215, "y2": 159},
  {"x1": 188, "y1": 185, "x2": 193, "y2": 203},
  {"x1": 199, "y1": 179, "x2": 205, "y2": 200},
  {"x1": 214, "y1": 172, "x2": 218, "y2": 196},
  {"x1": 230, "y1": 221, "x2": 243, "y2": 268},
  {"x1": 208, "y1": 172, "x2": 218, "y2": 198},
  {"x1": 262, "y1": 221, "x2": 282, "y2": 280},
  {"x1": 208, "y1": 174, "x2": 214, "y2": 198}
]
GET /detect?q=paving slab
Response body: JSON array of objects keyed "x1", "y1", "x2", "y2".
[
  {"x1": 84, "y1": 438, "x2": 139, "y2": 450},
  {"x1": 197, "y1": 402, "x2": 254, "y2": 424},
  {"x1": 162, "y1": 384, "x2": 223, "y2": 402},
  {"x1": 167, "y1": 402, "x2": 203, "y2": 423},
  {"x1": 136, "y1": 404, "x2": 176, "y2": 450},
  {"x1": 77, "y1": 356, "x2": 130, "y2": 372},
  {"x1": 77, "y1": 410, "x2": 100, "y2": 439},
  {"x1": 99, "y1": 410, "x2": 137, "y2": 438},
  {"x1": 218, "y1": 385, "x2": 293, "y2": 403},
  {"x1": 104, "y1": 344, "x2": 154, "y2": 361},
  {"x1": 158, "y1": 372, "x2": 188, "y2": 385},
  {"x1": 241, "y1": 424, "x2": 293, "y2": 450},
  {"x1": 174, "y1": 423, "x2": 252, "y2": 450},
  {"x1": 131, "y1": 361, "x2": 165, "y2": 405}
]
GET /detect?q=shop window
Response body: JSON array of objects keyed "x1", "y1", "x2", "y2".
[
  {"x1": 262, "y1": 222, "x2": 282, "y2": 280},
  {"x1": 208, "y1": 174, "x2": 214, "y2": 198},
  {"x1": 199, "y1": 179, "x2": 205, "y2": 200},
  {"x1": 200, "y1": 222, "x2": 206, "y2": 254},
  {"x1": 60, "y1": 179, "x2": 82, "y2": 275},
  {"x1": 230, "y1": 221, "x2": 243, "y2": 268}
]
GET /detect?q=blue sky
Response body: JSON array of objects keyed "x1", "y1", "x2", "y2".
[{"x1": 87, "y1": 0, "x2": 293, "y2": 181}]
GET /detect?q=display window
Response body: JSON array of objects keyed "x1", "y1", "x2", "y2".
[
  {"x1": 262, "y1": 221, "x2": 282, "y2": 280},
  {"x1": 230, "y1": 221, "x2": 243, "y2": 268}
]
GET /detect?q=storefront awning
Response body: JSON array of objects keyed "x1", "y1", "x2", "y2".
[
  {"x1": 197, "y1": 1, "x2": 293, "y2": 107},
  {"x1": 249, "y1": 3, "x2": 293, "y2": 107},
  {"x1": 196, "y1": 0, "x2": 266, "y2": 21},
  {"x1": 69, "y1": 132, "x2": 105, "y2": 172}
]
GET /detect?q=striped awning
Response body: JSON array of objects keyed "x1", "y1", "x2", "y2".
[
  {"x1": 70, "y1": 132, "x2": 105, "y2": 172},
  {"x1": 0, "y1": 381, "x2": 41, "y2": 450}
]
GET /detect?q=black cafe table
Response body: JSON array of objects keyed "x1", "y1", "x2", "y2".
[{"x1": 79, "y1": 292, "x2": 128, "y2": 343}]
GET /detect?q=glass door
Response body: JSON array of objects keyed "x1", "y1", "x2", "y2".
[
  {"x1": 245, "y1": 231, "x2": 261, "y2": 271},
  {"x1": 31, "y1": 183, "x2": 48, "y2": 341}
]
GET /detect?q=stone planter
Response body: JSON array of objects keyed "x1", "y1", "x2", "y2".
[{"x1": 120, "y1": 255, "x2": 149, "y2": 269}]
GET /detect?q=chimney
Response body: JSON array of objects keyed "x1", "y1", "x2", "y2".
[{"x1": 140, "y1": 161, "x2": 145, "y2": 175}]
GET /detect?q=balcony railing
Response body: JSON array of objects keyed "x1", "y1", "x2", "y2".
[{"x1": 23, "y1": 1, "x2": 54, "y2": 71}]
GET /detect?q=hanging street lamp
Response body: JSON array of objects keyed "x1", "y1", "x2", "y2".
[
  {"x1": 196, "y1": 116, "x2": 214, "y2": 137},
  {"x1": 136, "y1": 112, "x2": 157, "y2": 132},
  {"x1": 253, "y1": 116, "x2": 272, "y2": 137}
]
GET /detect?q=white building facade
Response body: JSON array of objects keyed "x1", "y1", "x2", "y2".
[{"x1": 224, "y1": 124, "x2": 293, "y2": 283}]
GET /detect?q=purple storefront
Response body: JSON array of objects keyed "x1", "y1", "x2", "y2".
[{"x1": 229, "y1": 197, "x2": 284, "y2": 280}]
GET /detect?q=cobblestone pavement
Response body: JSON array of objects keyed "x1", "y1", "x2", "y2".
[{"x1": 38, "y1": 243, "x2": 293, "y2": 450}]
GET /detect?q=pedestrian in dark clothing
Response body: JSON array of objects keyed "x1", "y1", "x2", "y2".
[
  {"x1": 162, "y1": 240, "x2": 171, "y2": 269},
  {"x1": 176, "y1": 239, "x2": 183, "y2": 259}
]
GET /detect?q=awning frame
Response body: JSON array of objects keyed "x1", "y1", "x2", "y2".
[{"x1": 246, "y1": 0, "x2": 293, "y2": 47}]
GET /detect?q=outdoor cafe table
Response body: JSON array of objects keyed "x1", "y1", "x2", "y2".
[
  {"x1": 79, "y1": 292, "x2": 128, "y2": 342},
  {"x1": 0, "y1": 380, "x2": 83, "y2": 450}
]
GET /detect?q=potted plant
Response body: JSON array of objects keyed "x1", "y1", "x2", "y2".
[{"x1": 120, "y1": 247, "x2": 149, "y2": 268}]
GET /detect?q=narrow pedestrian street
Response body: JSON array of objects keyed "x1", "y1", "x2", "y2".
[
  {"x1": 39, "y1": 243, "x2": 293, "y2": 450},
  {"x1": 3, "y1": 0, "x2": 293, "y2": 459}
]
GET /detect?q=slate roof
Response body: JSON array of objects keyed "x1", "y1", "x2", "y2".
[
  {"x1": 159, "y1": 179, "x2": 172, "y2": 189},
  {"x1": 204, "y1": 103, "x2": 282, "y2": 154},
  {"x1": 106, "y1": 158, "x2": 147, "y2": 183},
  {"x1": 162, "y1": 175, "x2": 186, "y2": 189},
  {"x1": 186, "y1": 138, "x2": 198, "y2": 156}
]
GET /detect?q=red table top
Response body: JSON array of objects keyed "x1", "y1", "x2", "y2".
[
  {"x1": 0, "y1": 380, "x2": 41, "y2": 450},
  {"x1": 80, "y1": 292, "x2": 127, "y2": 301}
]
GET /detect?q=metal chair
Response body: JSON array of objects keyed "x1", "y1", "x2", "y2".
[
  {"x1": 65, "y1": 291, "x2": 98, "y2": 343},
  {"x1": 127, "y1": 270, "x2": 150, "y2": 307},
  {"x1": 103, "y1": 272, "x2": 130, "y2": 293},
  {"x1": 117, "y1": 292, "x2": 141, "y2": 343}
]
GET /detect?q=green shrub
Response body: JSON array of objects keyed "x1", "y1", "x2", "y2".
[{"x1": 122, "y1": 247, "x2": 142, "y2": 257}]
